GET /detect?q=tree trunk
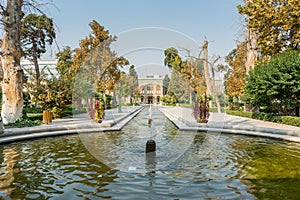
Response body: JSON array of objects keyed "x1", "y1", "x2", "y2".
[
  {"x1": 1, "y1": 0, "x2": 24, "y2": 124},
  {"x1": 245, "y1": 27, "x2": 258, "y2": 74},
  {"x1": 32, "y1": 41, "x2": 40, "y2": 86},
  {"x1": 202, "y1": 40, "x2": 211, "y2": 95},
  {"x1": 245, "y1": 0, "x2": 258, "y2": 74},
  {"x1": 32, "y1": 41, "x2": 40, "y2": 107}
]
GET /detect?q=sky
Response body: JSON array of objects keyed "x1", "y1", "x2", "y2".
[{"x1": 43, "y1": 0, "x2": 245, "y2": 77}]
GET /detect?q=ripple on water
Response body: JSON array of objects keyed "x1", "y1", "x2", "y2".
[{"x1": 0, "y1": 117, "x2": 300, "y2": 199}]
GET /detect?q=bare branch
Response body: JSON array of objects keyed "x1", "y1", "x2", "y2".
[
  {"x1": 22, "y1": 0, "x2": 57, "y2": 15},
  {"x1": 197, "y1": 48, "x2": 203, "y2": 58},
  {"x1": 0, "y1": 3, "x2": 6, "y2": 15},
  {"x1": 178, "y1": 47, "x2": 191, "y2": 57}
]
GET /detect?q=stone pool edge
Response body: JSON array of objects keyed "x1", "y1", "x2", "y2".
[
  {"x1": 158, "y1": 107, "x2": 300, "y2": 143},
  {"x1": 0, "y1": 106, "x2": 144, "y2": 144}
]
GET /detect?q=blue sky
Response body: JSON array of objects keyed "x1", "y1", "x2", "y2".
[{"x1": 44, "y1": 0, "x2": 245, "y2": 77}]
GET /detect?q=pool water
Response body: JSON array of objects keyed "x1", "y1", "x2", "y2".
[{"x1": 1, "y1": 108, "x2": 300, "y2": 199}]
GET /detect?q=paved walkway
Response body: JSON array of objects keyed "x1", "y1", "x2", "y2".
[
  {"x1": 0, "y1": 105, "x2": 300, "y2": 144},
  {"x1": 0, "y1": 106, "x2": 143, "y2": 144},
  {"x1": 158, "y1": 106, "x2": 300, "y2": 142}
]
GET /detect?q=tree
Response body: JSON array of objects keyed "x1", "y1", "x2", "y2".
[
  {"x1": 168, "y1": 69, "x2": 190, "y2": 103},
  {"x1": 36, "y1": 46, "x2": 74, "y2": 118},
  {"x1": 202, "y1": 40, "x2": 211, "y2": 95},
  {"x1": 21, "y1": 13, "x2": 56, "y2": 87},
  {"x1": 72, "y1": 20, "x2": 129, "y2": 114},
  {"x1": 244, "y1": 50, "x2": 300, "y2": 115},
  {"x1": 238, "y1": 0, "x2": 300, "y2": 57},
  {"x1": 164, "y1": 47, "x2": 192, "y2": 103},
  {"x1": 225, "y1": 42, "x2": 247, "y2": 99},
  {"x1": 23, "y1": 65, "x2": 51, "y2": 105},
  {"x1": 162, "y1": 75, "x2": 170, "y2": 95},
  {"x1": 164, "y1": 47, "x2": 206, "y2": 99},
  {"x1": 56, "y1": 46, "x2": 74, "y2": 82},
  {"x1": 128, "y1": 65, "x2": 138, "y2": 103},
  {"x1": 72, "y1": 20, "x2": 109, "y2": 75},
  {"x1": 129, "y1": 65, "x2": 138, "y2": 88},
  {"x1": 242, "y1": 0, "x2": 258, "y2": 74},
  {"x1": 37, "y1": 73, "x2": 73, "y2": 118},
  {"x1": 0, "y1": 0, "x2": 24, "y2": 124},
  {"x1": 72, "y1": 20, "x2": 114, "y2": 107}
]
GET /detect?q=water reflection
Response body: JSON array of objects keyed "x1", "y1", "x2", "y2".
[
  {"x1": 0, "y1": 136, "x2": 118, "y2": 199},
  {"x1": 79, "y1": 107, "x2": 195, "y2": 173},
  {"x1": 240, "y1": 138, "x2": 300, "y2": 199},
  {"x1": 0, "y1": 131, "x2": 300, "y2": 199},
  {"x1": 0, "y1": 147, "x2": 19, "y2": 198}
]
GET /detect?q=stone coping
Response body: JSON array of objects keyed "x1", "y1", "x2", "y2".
[
  {"x1": 1, "y1": 105, "x2": 300, "y2": 144},
  {"x1": 157, "y1": 106, "x2": 300, "y2": 143},
  {"x1": 0, "y1": 106, "x2": 143, "y2": 144}
]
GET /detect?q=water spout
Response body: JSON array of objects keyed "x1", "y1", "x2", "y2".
[
  {"x1": 146, "y1": 105, "x2": 156, "y2": 153},
  {"x1": 148, "y1": 105, "x2": 152, "y2": 125}
]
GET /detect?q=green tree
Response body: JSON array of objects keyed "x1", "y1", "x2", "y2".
[
  {"x1": 56, "y1": 46, "x2": 74, "y2": 82},
  {"x1": 244, "y1": 50, "x2": 300, "y2": 115},
  {"x1": 37, "y1": 75, "x2": 73, "y2": 118},
  {"x1": 168, "y1": 69, "x2": 190, "y2": 103},
  {"x1": 23, "y1": 65, "x2": 51, "y2": 106},
  {"x1": 238, "y1": 0, "x2": 300, "y2": 56},
  {"x1": 21, "y1": 13, "x2": 56, "y2": 86},
  {"x1": 129, "y1": 65, "x2": 138, "y2": 87},
  {"x1": 37, "y1": 47, "x2": 74, "y2": 118},
  {"x1": 163, "y1": 75, "x2": 170, "y2": 95},
  {"x1": 128, "y1": 65, "x2": 139, "y2": 103}
]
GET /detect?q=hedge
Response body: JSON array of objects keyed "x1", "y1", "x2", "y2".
[
  {"x1": 27, "y1": 113, "x2": 43, "y2": 121},
  {"x1": 281, "y1": 116, "x2": 300, "y2": 127},
  {"x1": 226, "y1": 110, "x2": 300, "y2": 127}
]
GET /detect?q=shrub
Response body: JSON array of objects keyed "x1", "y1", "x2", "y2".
[
  {"x1": 281, "y1": 116, "x2": 300, "y2": 127},
  {"x1": 226, "y1": 110, "x2": 253, "y2": 118},
  {"x1": 24, "y1": 107, "x2": 43, "y2": 113},
  {"x1": 52, "y1": 107, "x2": 64, "y2": 118},
  {"x1": 27, "y1": 113, "x2": 43, "y2": 121},
  {"x1": 5, "y1": 119, "x2": 42, "y2": 128},
  {"x1": 226, "y1": 109, "x2": 300, "y2": 127}
]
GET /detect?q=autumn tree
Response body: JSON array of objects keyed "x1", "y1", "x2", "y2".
[
  {"x1": 72, "y1": 20, "x2": 129, "y2": 111},
  {"x1": 238, "y1": 0, "x2": 300, "y2": 57},
  {"x1": 224, "y1": 42, "x2": 247, "y2": 99},
  {"x1": 21, "y1": 13, "x2": 56, "y2": 86},
  {"x1": 72, "y1": 20, "x2": 112, "y2": 107},
  {"x1": 72, "y1": 20, "x2": 109, "y2": 75},
  {"x1": 164, "y1": 47, "x2": 206, "y2": 99}
]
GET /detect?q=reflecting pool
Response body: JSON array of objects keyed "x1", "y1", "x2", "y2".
[{"x1": 1, "y1": 109, "x2": 300, "y2": 199}]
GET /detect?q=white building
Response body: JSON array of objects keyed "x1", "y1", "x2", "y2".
[
  {"x1": 138, "y1": 74, "x2": 164, "y2": 104},
  {"x1": 21, "y1": 59, "x2": 58, "y2": 78}
]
